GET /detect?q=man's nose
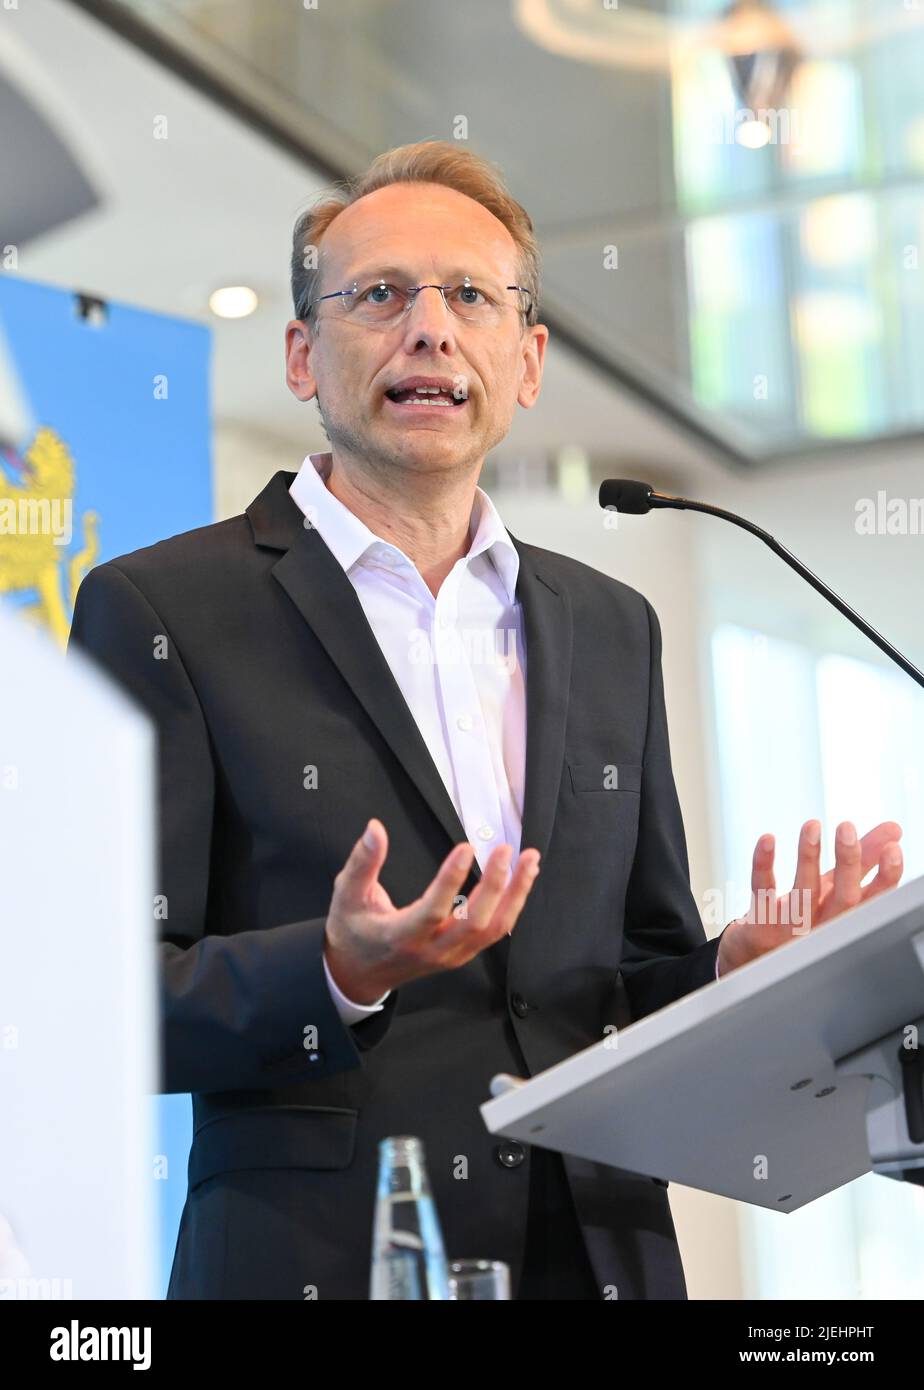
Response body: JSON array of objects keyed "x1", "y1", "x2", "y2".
[{"x1": 400, "y1": 286, "x2": 457, "y2": 352}]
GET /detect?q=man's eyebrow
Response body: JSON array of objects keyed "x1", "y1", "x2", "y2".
[{"x1": 344, "y1": 264, "x2": 507, "y2": 286}]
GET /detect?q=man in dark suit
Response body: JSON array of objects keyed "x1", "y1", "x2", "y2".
[{"x1": 68, "y1": 141, "x2": 903, "y2": 1300}]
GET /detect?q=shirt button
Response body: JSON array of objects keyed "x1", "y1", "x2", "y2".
[
  {"x1": 510, "y1": 992, "x2": 530, "y2": 1018},
  {"x1": 494, "y1": 1141, "x2": 525, "y2": 1169},
  {"x1": 439, "y1": 614, "x2": 452, "y2": 629},
  {"x1": 476, "y1": 825, "x2": 495, "y2": 841},
  {"x1": 456, "y1": 714, "x2": 474, "y2": 731},
  {"x1": 305, "y1": 1049, "x2": 324, "y2": 1064}
]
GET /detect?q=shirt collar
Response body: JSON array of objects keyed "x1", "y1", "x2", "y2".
[{"x1": 288, "y1": 452, "x2": 519, "y2": 602}]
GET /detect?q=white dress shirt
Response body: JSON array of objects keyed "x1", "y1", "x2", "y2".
[{"x1": 289, "y1": 452, "x2": 527, "y2": 1024}]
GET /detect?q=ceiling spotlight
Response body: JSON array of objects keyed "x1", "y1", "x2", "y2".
[
  {"x1": 209, "y1": 286, "x2": 258, "y2": 319},
  {"x1": 736, "y1": 118, "x2": 772, "y2": 148}
]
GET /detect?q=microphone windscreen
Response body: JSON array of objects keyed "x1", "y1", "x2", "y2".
[{"x1": 599, "y1": 479, "x2": 653, "y2": 514}]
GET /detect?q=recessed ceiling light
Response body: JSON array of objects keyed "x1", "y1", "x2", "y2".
[
  {"x1": 209, "y1": 286, "x2": 258, "y2": 319},
  {"x1": 736, "y1": 119, "x2": 771, "y2": 149}
]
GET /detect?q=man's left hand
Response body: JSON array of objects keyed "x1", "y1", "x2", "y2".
[{"x1": 716, "y1": 819, "x2": 904, "y2": 976}]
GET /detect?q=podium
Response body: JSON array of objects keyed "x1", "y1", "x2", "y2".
[{"x1": 482, "y1": 876, "x2": 924, "y2": 1211}]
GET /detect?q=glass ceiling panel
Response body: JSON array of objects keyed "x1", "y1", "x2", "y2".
[{"x1": 93, "y1": 0, "x2": 924, "y2": 464}]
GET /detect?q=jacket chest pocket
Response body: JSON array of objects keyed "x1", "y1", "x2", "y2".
[
  {"x1": 566, "y1": 762, "x2": 642, "y2": 882},
  {"x1": 568, "y1": 762, "x2": 642, "y2": 795}
]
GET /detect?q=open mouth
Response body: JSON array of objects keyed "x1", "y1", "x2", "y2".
[{"x1": 384, "y1": 385, "x2": 468, "y2": 409}]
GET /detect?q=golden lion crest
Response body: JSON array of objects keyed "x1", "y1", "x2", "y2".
[{"x1": 0, "y1": 427, "x2": 99, "y2": 646}]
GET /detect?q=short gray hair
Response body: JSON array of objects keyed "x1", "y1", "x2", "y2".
[{"x1": 290, "y1": 140, "x2": 540, "y2": 331}]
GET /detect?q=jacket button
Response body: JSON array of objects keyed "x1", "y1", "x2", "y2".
[
  {"x1": 510, "y1": 992, "x2": 530, "y2": 1018},
  {"x1": 495, "y1": 1141, "x2": 525, "y2": 1169}
]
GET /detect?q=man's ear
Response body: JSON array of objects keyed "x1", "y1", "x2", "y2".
[
  {"x1": 285, "y1": 318, "x2": 319, "y2": 402},
  {"x1": 517, "y1": 323, "x2": 549, "y2": 409}
]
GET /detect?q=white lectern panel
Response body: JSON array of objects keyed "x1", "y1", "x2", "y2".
[
  {"x1": 483, "y1": 875, "x2": 924, "y2": 1212},
  {"x1": 0, "y1": 602, "x2": 156, "y2": 1298}
]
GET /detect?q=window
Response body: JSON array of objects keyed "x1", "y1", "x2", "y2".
[{"x1": 711, "y1": 623, "x2": 924, "y2": 1298}]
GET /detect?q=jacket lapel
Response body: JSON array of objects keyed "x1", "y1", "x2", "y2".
[
  {"x1": 509, "y1": 534, "x2": 573, "y2": 866},
  {"x1": 246, "y1": 470, "x2": 573, "y2": 882}
]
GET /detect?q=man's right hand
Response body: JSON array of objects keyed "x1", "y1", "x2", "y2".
[{"x1": 323, "y1": 818, "x2": 541, "y2": 1004}]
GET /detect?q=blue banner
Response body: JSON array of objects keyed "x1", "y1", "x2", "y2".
[{"x1": 0, "y1": 273, "x2": 212, "y2": 1296}]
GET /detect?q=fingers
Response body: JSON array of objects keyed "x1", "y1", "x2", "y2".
[
  {"x1": 857, "y1": 821, "x2": 903, "y2": 876},
  {"x1": 829, "y1": 820, "x2": 863, "y2": 915},
  {"x1": 860, "y1": 839, "x2": 903, "y2": 902},
  {"x1": 791, "y1": 819, "x2": 821, "y2": 893},
  {"x1": 487, "y1": 851, "x2": 542, "y2": 937},
  {"x1": 747, "y1": 833, "x2": 775, "y2": 922},
  {"x1": 733, "y1": 818, "x2": 905, "y2": 963},
  {"x1": 333, "y1": 817, "x2": 389, "y2": 910},
  {"x1": 454, "y1": 845, "x2": 518, "y2": 932},
  {"x1": 433, "y1": 845, "x2": 536, "y2": 945},
  {"x1": 371, "y1": 839, "x2": 540, "y2": 983},
  {"x1": 813, "y1": 819, "x2": 904, "y2": 926},
  {"x1": 397, "y1": 839, "x2": 476, "y2": 939},
  {"x1": 432, "y1": 847, "x2": 541, "y2": 960},
  {"x1": 429, "y1": 842, "x2": 513, "y2": 943}
]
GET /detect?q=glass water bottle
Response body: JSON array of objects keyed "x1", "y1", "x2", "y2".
[{"x1": 370, "y1": 1135, "x2": 451, "y2": 1300}]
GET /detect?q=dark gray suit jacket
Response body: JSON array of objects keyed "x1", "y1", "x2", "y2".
[{"x1": 67, "y1": 468, "x2": 721, "y2": 1300}]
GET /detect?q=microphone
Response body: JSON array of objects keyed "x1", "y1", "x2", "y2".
[{"x1": 599, "y1": 479, "x2": 924, "y2": 692}]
